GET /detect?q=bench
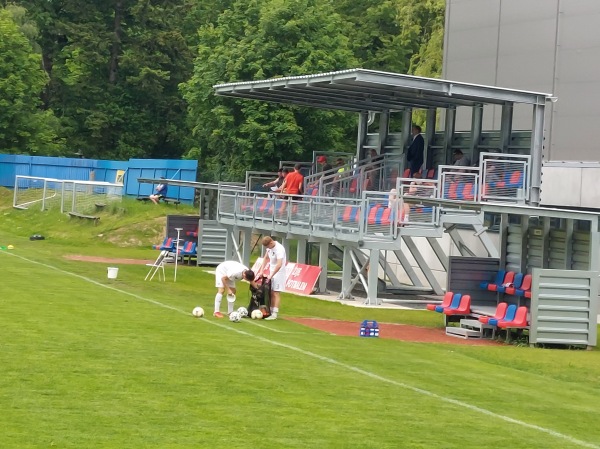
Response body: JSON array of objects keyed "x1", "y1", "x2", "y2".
[
  {"x1": 68, "y1": 212, "x2": 100, "y2": 225},
  {"x1": 162, "y1": 198, "x2": 181, "y2": 207},
  {"x1": 136, "y1": 196, "x2": 180, "y2": 207}
]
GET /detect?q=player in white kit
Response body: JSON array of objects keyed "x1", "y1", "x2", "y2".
[
  {"x1": 258, "y1": 236, "x2": 287, "y2": 320},
  {"x1": 213, "y1": 261, "x2": 255, "y2": 318}
]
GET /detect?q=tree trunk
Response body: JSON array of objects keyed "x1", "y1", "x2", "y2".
[{"x1": 109, "y1": 0, "x2": 124, "y2": 84}]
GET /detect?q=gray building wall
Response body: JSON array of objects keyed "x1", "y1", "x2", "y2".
[{"x1": 444, "y1": 0, "x2": 600, "y2": 162}]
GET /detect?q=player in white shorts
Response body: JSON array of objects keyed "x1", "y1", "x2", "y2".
[
  {"x1": 259, "y1": 236, "x2": 287, "y2": 320},
  {"x1": 213, "y1": 260, "x2": 255, "y2": 318}
]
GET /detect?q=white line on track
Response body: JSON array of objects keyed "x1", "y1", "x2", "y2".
[{"x1": 4, "y1": 250, "x2": 599, "y2": 449}]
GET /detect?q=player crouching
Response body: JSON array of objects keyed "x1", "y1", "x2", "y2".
[{"x1": 213, "y1": 261, "x2": 255, "y2": 318}]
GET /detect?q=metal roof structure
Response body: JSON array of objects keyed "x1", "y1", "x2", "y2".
[{"x1": 213, "y1": 68, "x2": 554, "y2": 113}]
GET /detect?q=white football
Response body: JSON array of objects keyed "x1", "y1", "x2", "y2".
[
  {"x1": 251, "y1": 309, "x2": 263, "y2": 320},
  {"x1": 237, "y1": 306, "x2": 248, "y2": 318},
  {"x1": 192, "y1": 306, "x2": 204, "y2": 318},
  {"x1": 229, "y1": 311, "x2": 241, "y2": 322}
]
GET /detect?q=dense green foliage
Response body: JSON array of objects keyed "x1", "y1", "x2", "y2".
[{"x1": 0, "y1": 0, "x2": 444, "y2": 180}]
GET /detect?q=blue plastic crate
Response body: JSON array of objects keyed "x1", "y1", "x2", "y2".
[{"x1": 359, "y1": 320, "x2": 380, "y2": 338}]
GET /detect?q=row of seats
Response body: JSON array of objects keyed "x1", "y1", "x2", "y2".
[
  {"x1": 481, "y1": 271, "x2": 532, "y2": 298},
  {"x1": 152, "y1": 237, "x2": 197, "y2": 258},
  {"x1": 426, "y1": 293, "x2": 529, "y2": 329},
  {"x1": 478, "y1": 303, "x2": 529, "y2": 329},
  {"x1": 402, "y1": 168, "x2": 436, "y2": 179},
  {"x1": 426, "y1": 292, "x2": 471, "y2": 316},
  {"x1": 443, "y1": 181, "x2": 476, "y2": 201},
  {"x1": 487, "y1": 170, "x2": 524, "y2": 189}
]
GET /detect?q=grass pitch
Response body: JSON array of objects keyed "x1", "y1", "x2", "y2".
[{"x1": 1, "y1": 194, "x2": 600, "y2": 448}]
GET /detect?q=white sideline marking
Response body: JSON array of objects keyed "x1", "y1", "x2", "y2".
[{"x1": 3, "y1": 250, "x2": 599, "y2": 449}]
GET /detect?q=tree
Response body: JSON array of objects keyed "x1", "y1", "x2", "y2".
[
  {"x1": 14, "y1": 0, "x2": 195, "y2": 160},
  {"x1": 182, "y1": 0, "x2": 358, "y2": 182},
  {"x1": 0, "y1": 7, "x2": 64, "y2": 154}
]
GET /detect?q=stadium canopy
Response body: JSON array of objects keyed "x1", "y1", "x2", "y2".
[{"x1": 213, "y1": 68, "x2": 554, "y2": 113}]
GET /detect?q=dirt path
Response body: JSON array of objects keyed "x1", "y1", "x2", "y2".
[{"x1": 287, "y1": 317, "x2": 501, "y2": 345}]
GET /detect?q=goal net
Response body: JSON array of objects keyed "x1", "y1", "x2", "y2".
[
  {"x1": 14, "y1": 176, "x2": 123, "y2": 213},
  {"x1": 63, "y1": 180, "x2": 123, "y2": 215},
  {"x1": 13, "y1": 176, "x2": 64, "y2": 211}
]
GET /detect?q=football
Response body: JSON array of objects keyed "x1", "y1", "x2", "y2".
[
  {"x1": 229, "y1": 311, "x2": 241, "y2": 322},
  {"x1": 251, "y1": 309, "x2": 263, "y2": 320},
  {"x1": 192, "y1": 306, "x2": 204, "y2": 318},
  {"x1": 237, "y1": 306, "x2": 248, "y2": 318}
]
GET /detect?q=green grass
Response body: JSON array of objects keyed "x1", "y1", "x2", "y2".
[{"x1": 2, "y1": 190, "x2": 600, "y2": 448}]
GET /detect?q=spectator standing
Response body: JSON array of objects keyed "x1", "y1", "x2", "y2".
[
  {"x1": 149, "y1": 177, "x2": 168, "y2": 204},
  {"x1": 406, "y1": 125, "x2": 424, "y2": 176},
  {"x1": 316, "y1": 155, "x2": 332, "y2": 172},
  {"x1": 280, "y1": 163, "x2": 304, "y2": 198},
  {"x1": 258, "y1": 236, "x2": 287, "y2": 320},
  {"x1": 213, "y1": 261, "x2": 255, "y2": 318}
]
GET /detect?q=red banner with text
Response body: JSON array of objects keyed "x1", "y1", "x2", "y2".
[{"x1": 250, "y1": 259, "x2": 321, "y2": 295}]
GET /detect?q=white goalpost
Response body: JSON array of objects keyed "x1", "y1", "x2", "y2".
[{"x1": 14, "y1": 175, "x2": 123, "y2": 213}]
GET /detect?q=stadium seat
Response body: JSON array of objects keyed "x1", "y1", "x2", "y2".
[
  {"x1": 427, "y1": 291, "x2": 453, "y2": 311},
  {"x1": 436, "y1": 293, "x2": 462, "y2": 313},
  {"x1": 462, "y1": 183, "x2": 475, "y2": 201},
  {"x1": 178, "y1": 241, "x2": 197, "y2": 262},
  {"x1": 499, "y1": 272, "x2": 524, "y2": 294},
  {"x1": 367, "y1": 204, "x2": 381, "y2": 225},
  {"x1": 489, "y1": 304, "x2": 517, "y2": 326},
  {"x1": 497, "y1": 306, "x2": 529, "y2": 328},
  {"x1": 478, "y1": 302, "x2": 508, "y2": 324},
  {"x1": 443, "y1": 294, "x2": 471, "y2": 316},
  {"x1": 186, "y1": 228, "x2": 198, "y2": 238},
  {"x1": 487, "y1": 271, "x2": 515, "y2": 292},
  {"x1": 425, "y1": 169, "x2": 436, "y2": 179},
  {"x1": 152, "y1": 237, "x2": 174, "y2": 251},
  {"x1": 480, "y1": 270, "x2": 506, "y2": 290},
  {"x1": 507, "y1": 170, "x2": 524, "y2": 188},
  {"x1": 516, "y1": 274, "x2": 532, "y2": 297}
]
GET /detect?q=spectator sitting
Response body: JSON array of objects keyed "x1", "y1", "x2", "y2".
[
  {"x1": 453, "y1": 149, "x2": 471, "y2": 167},
  {"x1": 149, "y1": 178, "x2": 168, "y2": 204}
]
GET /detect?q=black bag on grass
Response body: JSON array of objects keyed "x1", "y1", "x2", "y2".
[{"x1": 248, "y1": 276, "x2": 271, "y2": 317}]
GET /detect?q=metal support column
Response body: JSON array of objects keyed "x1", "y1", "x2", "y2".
[
  {"x1": 339, "y1": 246, "x2": 354, "y2": 300},
  {"x1": 470, "y1": 103, "x2": 483, "y2": 165},
  {"x1": 530, "y1": 101, "x2": 546, "y2": 206},
  {"x1": 393, "y1": 250, "x2": 425, "y2": 288},
  {"x1": 590, "y1": 216, "x2": 600, "y2": 272},
  {"x1": 366, "y1": 249, "x2": 381, "y2": 305},
  {"x1": 400, "y1": 109, "x2": 413, "y2": 153},
  {"x1": 519, "y1": 215, "x2": 530, "y2": 273},
  {"x1": 296, "y1": 238, "x2": 307, "y2": 264},
  {"x1": 443, "y1": 107, "x2": 456, "y2": 165},
  {"x1": 318, "y1": 241, "x2": 329, "y2": 293},
  {"x1": 378, "y1": 110, "x2": 390, "y2": 155},
  {"x1": 499, "y1": 213, "x2": 509, "y2": 268},
  {"x1": 425, "y1": 108, "x2": 437, "y2": 169},
  {"x1": 356, "y1": 111, "x2": 369, "y2": 160},
  {"x1": 500, "y1": 103, "x2": 514, "y2": 153},
  {"x1": 241, "y1": 228, "x2": 252, "y2": 267}
]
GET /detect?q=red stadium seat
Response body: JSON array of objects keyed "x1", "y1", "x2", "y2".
[
  {"x1": 479, "y1": 302, "x2": 508, "y2": 324},
  {"x1": 427, "y1": 291, "x2": 453, "y2": 311}
]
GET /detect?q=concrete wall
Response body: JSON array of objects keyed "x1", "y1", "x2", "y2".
[{"x1": 444, "y1": 0, "x2": 600, "y2": 162}]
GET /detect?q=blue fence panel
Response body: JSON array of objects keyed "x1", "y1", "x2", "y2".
[{"x1": 0, "y1": 155, "x2": 197, "y2": 204}]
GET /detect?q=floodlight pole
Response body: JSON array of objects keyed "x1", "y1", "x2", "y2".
[{"x1": 174, "y1": 228, "x2": 183, "y2": 282}]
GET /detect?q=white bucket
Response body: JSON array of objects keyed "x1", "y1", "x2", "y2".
[{"x1": 107, "y1": 267, "x2": 119, "y2": 280}]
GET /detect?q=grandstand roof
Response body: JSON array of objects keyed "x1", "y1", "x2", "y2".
[{"x1": 213, "y1": 68, "x2": 554, "y2": 113}]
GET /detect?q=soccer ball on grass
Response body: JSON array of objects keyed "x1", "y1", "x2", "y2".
[
  {"x1": 229, "y1": 311, "x2": 241, "y2": 323},
  {"x1": 192, "y1": 306, "x2": 205, "y2": 318},
  {"x1": 251, "y1": 309, "x2": 263, "y2": 320},
  {"x1": 237, "y1": 306, "x2": 248, "y2": 318}
]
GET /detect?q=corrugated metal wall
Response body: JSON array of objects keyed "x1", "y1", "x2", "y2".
[{"x1": 530, "y1": 268, "x2": 598, "y2": 347}]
